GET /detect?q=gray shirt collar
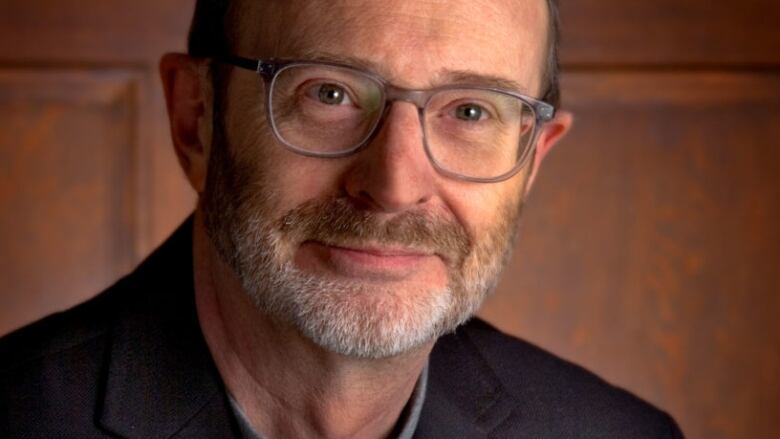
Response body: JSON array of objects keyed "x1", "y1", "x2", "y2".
[{"x1": 229, "y1": 363, "x2": 429, "y2": 439}]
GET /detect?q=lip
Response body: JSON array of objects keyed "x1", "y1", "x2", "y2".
[
  {"x1": 327, "y1": 243, "x2": 433, "y2": 258},
  {"x1": 299, "y1": 240, "x2": 438, "y2": 280}
]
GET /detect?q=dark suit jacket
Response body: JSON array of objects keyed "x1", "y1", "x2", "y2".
[{"x1": 0, "y1": 219, "x2": 683, "y2": 438}]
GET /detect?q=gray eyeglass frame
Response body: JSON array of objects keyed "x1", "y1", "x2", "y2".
[{"x1": 218, "y1": 55, "x2": 556, "y2": 183}]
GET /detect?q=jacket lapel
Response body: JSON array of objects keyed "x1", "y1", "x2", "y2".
[
  {"x1": 414, "y1": 322, "x2": 519, "y2": 438},
  {"x1": 96, "y1": 219, "x2": 239, "y2": 438}
]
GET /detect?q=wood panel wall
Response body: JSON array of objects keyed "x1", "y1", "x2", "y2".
[
  {"x1": 481, "y1": 2, "x2": 780, "y2": 438},
  {"x1": 0, "y1": 0, "x2": 195, "y2": 335},
  {"x1": 1, "y1": 1, "x2": 778, "y2": 438}
]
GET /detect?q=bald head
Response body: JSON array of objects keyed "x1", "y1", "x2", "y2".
[{"x1": 187, "y1": 0, "x2": 561, "y2": 107}]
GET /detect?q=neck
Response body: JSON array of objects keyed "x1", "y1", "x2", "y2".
[{"x1": 192, "y1": 212, "x2": 432, "y2": 439}]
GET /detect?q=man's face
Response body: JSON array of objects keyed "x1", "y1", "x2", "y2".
[{"x1": 203, "y1": 0, "x2": 549, "y2": 358}]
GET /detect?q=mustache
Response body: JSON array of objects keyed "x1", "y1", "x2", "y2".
[{"x1": 276, "y1": 197, "x2": 472, "y2": 266}]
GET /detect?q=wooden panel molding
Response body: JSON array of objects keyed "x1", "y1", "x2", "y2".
[{"x1": 0, "y1": 69, "x2": 144, "y2": 335}]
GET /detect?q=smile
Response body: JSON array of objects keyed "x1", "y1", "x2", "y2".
[{"x1": 297, "y1": 240, "x2": 442, "y2": 281}]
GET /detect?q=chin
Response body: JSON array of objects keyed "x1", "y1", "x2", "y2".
[{"x1": 243, "y1": 263, "x2": 482, "y2": 359}]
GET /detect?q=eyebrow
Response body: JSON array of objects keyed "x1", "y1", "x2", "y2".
[
  {"x1": 443, "y1": 71, "x2": 530, "y2": 95},
  {"x1": 291, "y1": 50, "x2": 530, "y2": 95}
]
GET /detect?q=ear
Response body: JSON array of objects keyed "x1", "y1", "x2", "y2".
[
  {"x1": 524, "y1": 110, "x2": 573, "y2": 196},
  {"x1": 159, "y1": 53, "x2": 213, "y2": 194}
]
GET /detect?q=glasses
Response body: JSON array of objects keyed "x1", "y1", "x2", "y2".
[{"x1": 219, "y1": 55, "x2": 556, "y2": 183}]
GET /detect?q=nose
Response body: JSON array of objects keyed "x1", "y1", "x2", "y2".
[{"x1": 342, "y1": 102, "x2": 437, "y2": 212}]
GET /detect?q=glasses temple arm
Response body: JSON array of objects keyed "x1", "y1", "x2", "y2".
[{"x1": 215, "y1": 55, "x2": 270, "y2": 74}]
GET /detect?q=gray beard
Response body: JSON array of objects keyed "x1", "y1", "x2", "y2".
[{"x1": 206, "y1": 201, "x2": 513, "y2": 359}]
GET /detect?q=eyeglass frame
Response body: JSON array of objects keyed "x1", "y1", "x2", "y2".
[{"x1": 216, "y1": 54, "x2": 557, "y2": 183}]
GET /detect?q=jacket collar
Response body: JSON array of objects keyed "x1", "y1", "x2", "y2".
[
  {"x1": 414, "y1": 324, "x2": 519, "y2": 438},
  {"x1": 97, "y1": 218, "x2": 238, "y2": 438}
]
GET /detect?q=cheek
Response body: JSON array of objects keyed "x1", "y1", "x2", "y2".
[
  {"x1": 290, "y1": 159, "x2": 343, "y2": 193},
  {"x1": 442, "y1": 175, "x2": 526, "y2": 244},
  {"x1": 226, "y1": 111, "x2": 346, "y2": 209},
  {"x1": 257, "y1": 149, "x2": 351, "y2": 214}
]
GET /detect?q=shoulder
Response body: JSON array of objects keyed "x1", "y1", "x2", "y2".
[
  {"x1": 0, "y1": 275, "x2": 133, "y2": 371},
  {"x1": 0, "y1": 219, "x2": 195, "y2": 437},
  {"x1": 0, "y1": 218, "x2": 194, "y2": 373},
  {"x1": 431, "y1": 318, "x2": 684, "y2": 438},
  {"x1": 0, "y1": 275, "x2": 130, "y2": 437}
]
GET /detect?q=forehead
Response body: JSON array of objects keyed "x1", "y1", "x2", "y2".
[{"x1": 236, "y1": 0, "x2": 549, "y2": 93}]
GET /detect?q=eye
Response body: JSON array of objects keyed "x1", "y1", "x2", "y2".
[
  {"x1": 305, "y1": 83, "x2": 354, "y2": 106},
  {"x1": 454, "y1": 103, "x2": 487, "y2": 122}
]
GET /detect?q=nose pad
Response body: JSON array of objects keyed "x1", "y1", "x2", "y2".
[{"x1": 342, "y1": 102, "x2": 436, "y2": 212}]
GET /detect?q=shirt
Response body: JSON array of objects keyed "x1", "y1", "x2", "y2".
[{"x1": 229, "y1": 364, "x2": 429, "y2": 439}]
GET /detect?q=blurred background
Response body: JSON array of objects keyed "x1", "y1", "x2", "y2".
[{"x1": 1, "y1": 1, "x2": 778, "y2": 437}]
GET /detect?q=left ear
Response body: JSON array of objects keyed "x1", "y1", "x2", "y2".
[{"x1": 524, "y1": 110, "x2": 573, "y2": 196}]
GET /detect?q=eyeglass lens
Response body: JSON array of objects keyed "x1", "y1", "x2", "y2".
[{"x1": 269, "y1": 63, "x2": 537, "y2": 180}]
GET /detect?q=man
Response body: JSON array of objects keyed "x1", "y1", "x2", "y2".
[{"x1": 0, "y1": 0, "x2": 683, "y2": 437}]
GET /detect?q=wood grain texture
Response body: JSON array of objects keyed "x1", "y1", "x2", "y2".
[
  {"x1": 480, "y1": 71, "x2": 780, "y2": 439},
  {"x1": 559, "y1": 0, "x2": 780, "y2": 66},
  {"x1": 0, "y1": 0, "x2": 197, "y2": 257},
  {"x1": 0, "y1": 0, "x2": 193, "y2": 63},
  {"x1": 0, "y1": 69, "x2": 141, "y2": 335}
]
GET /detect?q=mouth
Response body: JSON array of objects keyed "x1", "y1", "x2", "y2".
[
  {"x1": 327, "y1": 242, "x2": 433, "y2": 257},
  {"x1": 296, "y1": 240, "x2": 444, "y2": 281}
]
